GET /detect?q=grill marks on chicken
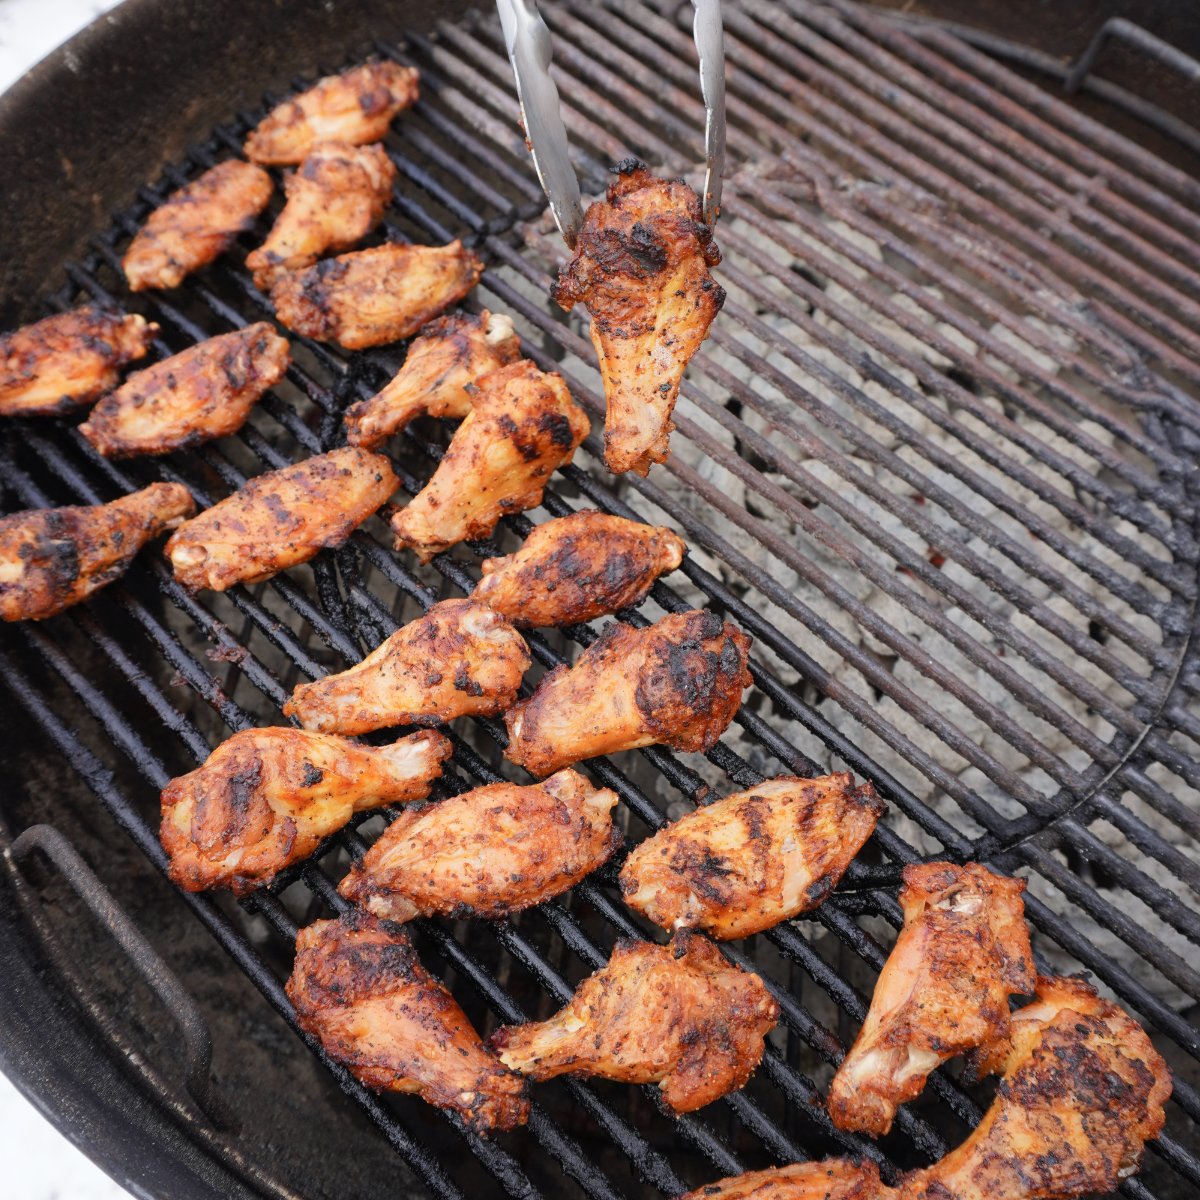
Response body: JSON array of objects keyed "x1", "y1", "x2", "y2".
[
  {"x1": 391, "y1": 360, "x2": 589, "y2": 563},
  {"x1": 165, "y1": 446, "x2": 396, "y2": 591},
  {"x1": 620, "y1": 773, "x2": 884, "y2": 940},
  {"x1": 287, "y1": 913, "x2": 530, "y2": 1133},
  {"x1": 552, "y1": 160, "x2": 724, "y2": 476},
  {"x1": 677, "y1": 1160, "x2": 888, "y2": 1200},
  {"x1": 0, "y1": 483, "x2": 195, "y2": 621}
]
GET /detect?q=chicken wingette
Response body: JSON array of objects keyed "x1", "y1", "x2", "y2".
[{"x1": 677, "y1": 1161, "x2": 887, "y2": 1200}]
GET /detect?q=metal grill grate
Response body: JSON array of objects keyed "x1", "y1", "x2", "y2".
[{"x1": 2, "y1": 1, "x2": 1198, "y2": 1196}]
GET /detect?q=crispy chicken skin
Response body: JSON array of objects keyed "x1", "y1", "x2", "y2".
[
  {"x1": 244, "y1": 62, "x2": 420, "y2": 165},
  {"x1": 284, "y1": 598, "x2": 530, "y2": 735},
  {"x1": 344, "y1": 310, "x2": 521, "y2": 449},
  {"x1": 391, "y1": 359, "x2": 589, "y2": 563},
  {"x1": 271, "y1": 241, "x2": 484, "y2": 350},
  {"x1": 0, "y1": 307, "x2": 157, "y2": 417},
  {"x1": 678, "y1": 1160, "x2": 888, "y2": 1200},
  {"x1": 165, "y1": 446, "x2": 396, "y2": 592},
  {"x1": 551, "y1": 160, "x2": 724, "y2": 476},
  {"x1": 489, "y1": 932, "x2": 778, "y2": 1113},
  {"x1": 80, "y1": 324, "x2": 290, "y2": 458},
  {"x1": 161, "y1": 728, "x2": 451, "y2": 895},
  {"x1": 474, "y1": 510, "x2": 685, "y2": 628},
  {"x1": 339, "y1": 768, "x2": 620, "y2": 921},
  {"x1": 827, "y1": 862, "x2": 1035, "y2": 1137},
  {"x1": 247, "y1": 143, "x2": 396, "y2": 289},
  {"x1": 122, "y1": 160, "x2": 274, "y2": 292},
  {"x1": 0, "y1": 483, "x2": 195, "y2": 622},
  {"x1": 287, "y1": 913, "x2": 530, "y2": 1132},
  {"x1": 620, "y1": 773, "x2": 884, "y2": 940},
  {"x1": 505, "y1": 609, "x2": 751, "y2": 777}
]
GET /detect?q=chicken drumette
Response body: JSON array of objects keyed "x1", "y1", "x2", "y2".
[{"x1": 678, "y1": 1161, "x2": 887, "y2": 1200}]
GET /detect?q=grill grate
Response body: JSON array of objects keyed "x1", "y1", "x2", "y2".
[{"x1": 2, "y1": 1, "x2": 1199, "y2": 1197}]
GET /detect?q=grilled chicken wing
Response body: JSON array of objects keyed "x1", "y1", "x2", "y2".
[
  {"x1": 339, "y1": 768, "x2": 620, "y2": 921},
  {"x1": 122, "y1": 160, "x2": 274, "y2": 292},
  {"x1": 271, "y1": 241, "x2": 483, "y2": 350},
  {"x1": 679, "y1": 1161, "x2": 888, "y2": 1200},
  {"x1": 165, "y1": 446, "x2": 396, "y2": 591},
  {"x1": 344, "y1": 310, "x2": 521, "y2": 449},
  {"x1": 551, "y1": 160, "x2": 724, "y2": 476},
  {"x1": 284, "y1": 598, "x2": 530, "y2": 735},
  {"x1": 161, "y1": 727, "x2": 451, "y2": 894},
  {"x1": 287, "y1": 912, "x2": 530, "y2": 1132},
  {"x1": 244, "y1": 62, "x2": 419, "y2": 165},
  {"x1": 827, "y1": 862, "x2": 1035, "y2": 1136},
  {"x1": 0, "y1": 307, "x2": 156, "y2": 417},
  {"x1": 391, "y1": 360, "x2": 589, "y2": 563},
  {"x1": 474, "y1": 511, "x2": 685, "y2": 628},
  {"x1": 505, "y1": 609, "x2": 751, "y2": 777},
  {"x1": 79, "y1": 324, "x2": 290, "y2": 458},
  {"x1": 0, "y1": 483, "x2": 194, "y2": 621},
  {"x1": 490, "y1": 932, "x2": 777, "y2": 1113},
  {"x1": 620, "y1": 773, "x2": 884, "y2": 940},
  {"x1": 247, "y1": 143, "x2": 396, "y2": 289}
]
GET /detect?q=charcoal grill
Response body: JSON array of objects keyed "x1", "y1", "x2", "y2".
[{"x1": 1, "y1": 1, "x2": 1198, "y2": 1197}]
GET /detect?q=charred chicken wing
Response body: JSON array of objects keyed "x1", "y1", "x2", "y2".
[
  {"x1": 489, "y1": 932, "x2": 777, "y2": 1113},
  {"x1": 161, "y1": 727, "x2": 451, "y2": 894},
  {"x1": 678, "y1": 1160, "x2": 888, "y2": 1200},
  {"x1": 165, "y1": 446, "x2": 396, "y2": 592},
  {"x1": 287, "y1": 912, "x2": 530, "y2": 1132},
  {"x1": 551, "y1": 160, "x2": 724, "y2": 476},
  {"x1": 0, "y1": 483, "x2": 195, "y2": 622},
  {"x1": 283, "y1": 598, "x2": 530, "y2": 735}
]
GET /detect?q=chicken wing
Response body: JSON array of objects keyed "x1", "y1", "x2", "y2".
[
  {"x1": 0, "y1": 306, "x2": 156, "y2": 417},
  {"x1": 0, "y1": 483, "x2": 195, "y2": 622},
  {"x1": 489, "y1": 932, "x2": 777, "y2": 1113},
  {"x1": 271, "y1": 241, "x2": 483, "y2": 350},
  {"x1": 504, "y1": 609, "x2": 751, "y2": 777},
  {"x1": 79, "y1": 324, "x2": 290, "y2": 458},
  {"x1": 620, "y1": 773, "x2": 884, "y2": 940},
  {"x1": 474, "y1": 511, "x2": 685, "y2": 628},
  {"x1": 678, "y1": 1161, "x2": 888, "y2": 1200},
  {"x1": 339, "y1": 768, "x2": 620, "y2": 921},
  {"x1": 343, "y1": 310, "x2": 521, "y2": 449},
  {"x1": 165, "y1": 446, "x2": 396, "y2": 592},
  {"x1": 283, "y1": 598, "x2": 530, "y2": 735},
  {"x1": 827, "y1": 862, "x2": 1035, "y2": 1137},
  {"x1": 161, "y1": 727, "x2": 451, "y2": 894},
  {"x1": 244, "y1": 62, "x2": 420, "y2": 165},
  {"x1": 391, "y1": 360, "x2": 589, "y2": 563},
  {"x1": 246, "y1": 143, "x2": 396, "y2": 289},
  {"x1": 287, "y1": 912, "x2": 530, "y2": 1132},
  {"x1": 122, "y1": 160, "x2": 274, "y2": 292},
  {"x1": 551, "y1": 159, "x2": 724, "y2": 476}
]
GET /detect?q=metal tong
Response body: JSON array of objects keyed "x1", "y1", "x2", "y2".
[{"x1": 496, "y1": 0, "x2": 726, "y2": 248}]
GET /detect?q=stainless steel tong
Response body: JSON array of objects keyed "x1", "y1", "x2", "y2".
[{"x1": 496, "y1": 0, "x2": 726, "y2": 247}]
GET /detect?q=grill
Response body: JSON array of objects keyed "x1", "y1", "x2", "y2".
[{"x1": 2, "y1": 1, "x2": 1198, "y2": 1197}]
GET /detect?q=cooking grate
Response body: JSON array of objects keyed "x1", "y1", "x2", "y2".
[{"x1": 2, "y1": 0, "x2": 1199, "y2": 1196}]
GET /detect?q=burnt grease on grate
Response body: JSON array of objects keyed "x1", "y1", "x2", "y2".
[{"x1": 1, "y1": 0, "x2": 1199, "y2": 1198}]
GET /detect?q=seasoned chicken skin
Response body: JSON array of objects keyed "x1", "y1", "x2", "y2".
[
  {"x1": 247, "y1": 142, "x2": 396, "y2": 289},
  {"x1": 505, "y1": 609, "x2": 751, "y2": 776},
  {"x1": 271, "y1": 241, "x2": 483, "y2": 350},
  {"x1": 161, "y1": 727, "x2": 451, "y2": 894},
  {"x1": 284, "y1": 599, "x2": 530, "y2": 735},
  {"x1": 678, "y1": 1160, "x2": 887, "y2": 1200},
  {"x1": 0, "y1": 483, "x2": 195, "y2": 621},
  {"x1": 0, "y1": 307, "x2": 156, "y2": 417},
  {"x1": 244, "y1": 62, "x2": 419, "y2": 165},
  {"x1": 287, "y1": 913, "x2": 530, "y2": 1132},
  {"x1": 80, "y1": 324, "x2": 290, "y2": 458},
  {"x1": 827, "y1": 862, "x2": 1035, "y2": 1137},
  {"x1": 620, "y1": 773, "x2": 884, "y2": 940},
  {"x1": 392, "y1": 359, "x2": 589, "y2": 563},
  {"x1": 490, "y1": 932, "x2": 778, "y2": 1113},
  {"x1": 122, "y1": 160, "x2": 274, "y2": 292},
  {"x1": 165, "y1": 446, "x2": 396, "y2": 592},
  {"x1": 474, "y1": 511, "x2": 685, "y2": 628},
  {"x1": 344, "y1": 310, "x2": 521, "y2": 449},
  {"x1": 552, "y1": 160, "x2": 724, "y2": 476}
]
